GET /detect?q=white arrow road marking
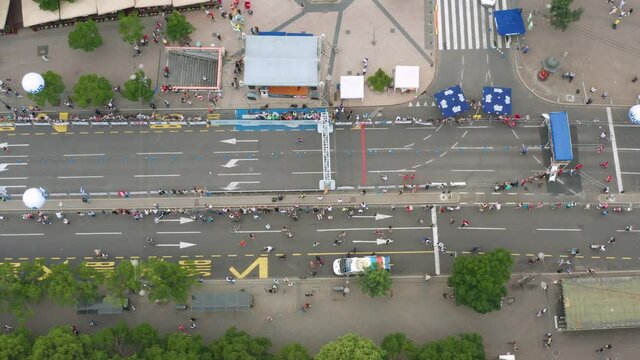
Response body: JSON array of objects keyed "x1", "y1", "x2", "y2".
[
  {"x1": 222, "y1": 181, "x2": 260, "y2": 190},
  {"x1": 221, "y1": 138, "x2": 259, "y2": 145},
  {"x1": 156, "y1": 231, "x2": 201, "y2": 234},
  {"x1": 352, "y1": 238, "x2": 394, "y2": 245},
  {"x1": 351, "y1": 213, "x2": 393, "y2": 221},
  {"x1": 156, "y1": 241, "x2": 197, "y2": 249},
  {"x1": 221, "y1": 158, "x2": 259, "y2": 168},
  {"x1": 158, "y1": 217, "x2": 195, "y2": 224},
  {"x1": 75, "y1": 232, "x2": 123, "y2": 235}
]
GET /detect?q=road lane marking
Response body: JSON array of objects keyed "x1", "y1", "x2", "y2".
[
  {"x1": 156, "y1": 231, "x2": 202, "y2": 234},
  {"x1": 58, "y1": 176, "x2": 104, "y2": 179},
  {"x1": 607, "y1": 107, "x2": 623, "y2": 193},
  {"x1": 75, "y1": 232, "x2": 123, "y2": 235},
  {"x1": 233, "y1": 230, "x2": 282, "y2": 234},
  {"x1": 536, "y1": 228, "x2": 582, "y2": 232},
  {"x1": 0, "y1": 155, "x2": 29, "y2": 158},
  {"x1": 213, "y1": 150, "x2": 259, "y2": 154},
  {"x1": 0, "y1": 233, "x2": 45, "y2": 237},
  {"x1": 621, "y1": 172, "x2": 640, "y2": 175},
  {"x1": 63, "y1": 153, "x2": 105, "y2": 157},
  {"x1": 457, "y1": 227, "x2": 506, "y2": 230},
  {"x1": 292, "y1": 171, "x2": 335, "y2": 175},
  {"x1": 367, "y1": 169, "x2": 415, "y2": 173},
  {"x1": 617, "y1": 148, "x2": 640, "y2": 151},
  {"x1": 317, "y1": 226, "x2": 431, "y2": 232},
  {"x1": 217, "y1": 173, "x2": 261, "y2": 176},
  {"x1": 450, "y1": 169, "x2": 494, "y2": 172},
  {"x1": 134, "y1": 174, "x2": 181, "y2": 177},
  {"x1": 136, "y1": 152, "x2": 183, "y2": 155},
  {"x1": 0, "y1": 177, "x2": 28, "y2": 180}
]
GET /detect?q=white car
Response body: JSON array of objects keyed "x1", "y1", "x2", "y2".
[
  {"x1": 333, "y1": 255, "x2": 391, "y2": 276},
  {"x1": 481, "y1": 0, "x2": 496, "y2": 7}
]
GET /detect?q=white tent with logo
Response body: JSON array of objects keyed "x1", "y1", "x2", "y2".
[
  {"x1": 394, "y1": 65, "x2": 420, "y2": 93},
  {"x1": 340, "y1": 75, "x2": 364, "y2": 102}
]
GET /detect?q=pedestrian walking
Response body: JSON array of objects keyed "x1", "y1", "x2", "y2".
[
  {"x1": 163, "y1": 99, "x2": 170, "y2": 108},
  {"x1": 586, "y1": 98, "x2": 593, "y2": 105},
  {"x1": 600, "y1": 161, "x2": 609, "y2": 169},
  {"x1": 461, "y1": 220, "x2": 470, "y2": 227},
  {"x1": 605, "y1": 344, "x2": 612, "y2": 350},
  {"x1": 266, "y1": 315, "x2": 273, "y2": 321},
  {"x1": 522, "y1": 45, "x2": 529, "y2": 54},
  {"x1": 602, "y1": 91, "x2": 609, "y2": 99},
  {"x1": 590, "y1": 86, "x2": 597, "y2": 93},
  {"x1": 632, "y1": 76, "x2": 638, "y2": 83},
  {"x1": 41, "y1": 55, "x2": 49, "y2": 62},
  {"x1": 312, "y1": 241, "x2": 319, "y2": 247},
  {"x1": 249, "y1": 233, "x2": 256, "y2": 240}
]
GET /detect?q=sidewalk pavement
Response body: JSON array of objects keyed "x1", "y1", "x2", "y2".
[
  {"x1": 515, "y1": 0, "x2": 640, "y2": 108},
  {"x1": 0, "y1": 0, "x2": 433, "y2": 114},
  {"x1": 5, "y1": 274, "x2": 638, "y2": 358},
  {"x1": 1, "y1": 189, "x2": 627, "y2": 212}
]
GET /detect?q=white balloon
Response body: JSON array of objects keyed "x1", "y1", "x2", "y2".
[
  {"x1": 629, "y1": 105, "x2": 640, "y2": 125},
  {"x1": 22, "y1": 188, "x2": 46, "y2": 209},
  {"x1": 21, "y1": 72, "x2": 45, "y2": 94}
]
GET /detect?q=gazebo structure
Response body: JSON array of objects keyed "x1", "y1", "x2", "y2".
[
  {"x1": 96, "y1": 0, "x2": 135, "y2": 15},
  {"x1": 162, "y1": 47, "x2": 224, "y2": 91},
  {"x1": 558, "y1": 276, "x2": 640, "y2": 331},
  {"x1": 21, "y1": 0, "x2": 60, "y2": 28},
  {"x1": 59, "y1": 0, "x2": 97, "y2": 20},
  {"x1": 339, "y1": 75, "x2": 364, "y2": 102},
  {"x1": 243, "y1": 34, "x2": 320, "y2": 99},
  {"x1": 393, "y1": 66, "x2": 420, "y2": 93}
]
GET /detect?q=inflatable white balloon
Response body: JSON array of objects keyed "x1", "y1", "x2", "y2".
[
  {"x1": 629, "y1": 105, "x2": 640, "y2": 125},
  {"x1": 22, "y1": 188, "x2": 46, "y2": 209},
  {"x1": 21, "y1": 72, "x2": 45, "y2": 94}
]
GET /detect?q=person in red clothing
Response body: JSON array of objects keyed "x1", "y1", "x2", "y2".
[
  {"x1": 574, "y1": 163, "x2": 583, "y2": 170},
  {"x1": 605, "y1": 175, "x2": 613, "y2": 183},
  {"x1": 461, "y1": 220, "x2": 470, "y2": 227},
  {"x1": 600, "y1": 161, "x2": 609, "y2": 169}
]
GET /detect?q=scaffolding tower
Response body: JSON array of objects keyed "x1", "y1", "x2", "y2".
[{"x1": 318, "y1": 112, "x2": 335, "y2": 190}]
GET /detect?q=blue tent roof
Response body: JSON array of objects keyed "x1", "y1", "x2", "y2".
[
  {"x1": 549, "y1": 112, "x2": 573, "y2": 162},
  {"x1": 482, "y1": 86, "x2": 512, "y2": 115},
  {"x1": 494, "y1": 9, "x2": 525, "y2": 36},
  {"x1": 434, "y1": 85, "x2": 469, "y2": 117}
]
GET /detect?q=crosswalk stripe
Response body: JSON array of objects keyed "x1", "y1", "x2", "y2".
[
  {"x1": 458, "y1": 0, "x2": 465, "y2": 50},
  {"x1": 472, "y1": 0, "x2": 480, "y2": 49},
  {"x1": 451, "y1": 0, "x2": 458, "y2": 50},
  {"x1": 437, "y1": 0, "x2": 513, "y2": 51},
  {"x1": 465, "y1": 0, "x2": 473, "y2": 50},
  {"x1": 444, "y1": 0, "x2": 451, "y2": 50},
  {"x1": 437, "y1": 0, "x2": 444, "y2": 50}
]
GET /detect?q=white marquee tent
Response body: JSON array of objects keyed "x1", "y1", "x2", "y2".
[
  {"x1": 96, "y1": 0, "x2": 134, "y2": 15},
  {"x1": 172, "y1": 0, "x2": 209, "y2": 6},
  {"x1": 340, "y1": 75, "x2": 364, "y2": 101},
  {"x1": 0, "y1": 0, "x2": 10, "y2": 29},
  {"x1": 60, "y1": 0, "x2": 97, "y2": 20},
  {"x1": 22, "y1": 0, "x2": 60, "y2": 27},
  {"x1": 135, "y1": 0, "x2": 172, "y2": 7},
  {"x1": 394, "y1": 65, "x2": 420, "y2": 93}
]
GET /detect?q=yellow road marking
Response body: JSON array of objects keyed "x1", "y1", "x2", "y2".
[
  {"x1": 229, "y1": 257, "x2": 268, "y2": 279},
  {"x1": 150, "y1": 124, "x2": 182, "y2": 129},
  {"x1": 0, "y1": 126, "x2": 15, "y2": 132},
  {"x1": 200, "y1": 129, "x2": 210, "y2": 132},
  {"x1": 207, "y1": 113, "x2": 221, "y2": 120},
  {"x1": 7, "y1": 133, "x2": 15, "y2": 136},
  {"x1": 124, "y1": 130, "x2": 134, "y2": 133},
  {"x1": 35, "y1": 133, "x2": 45, "y2": 136},
  {"x1": 95, "y1": 131, "x2": 104, "y2": 134},
  {"x1": 79, "y1": 131, "x2": 89, "y2": 134},
  {"x1": 52, "y1": 124, "x2": 68, "y2": 133}
]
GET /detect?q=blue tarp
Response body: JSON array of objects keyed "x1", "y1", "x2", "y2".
[
  {"x1": 482, "y1": 86, "x2": 512, "y2": 115},
  {"x1": 494, "y1": 9, "x2": 526, "y2": 36},
  {"x1": 434, "y1": 85, "x2": 469, "y2": 117},
  {"x1": 549, "y1": 111, "x2": 573, "y2": 162}
]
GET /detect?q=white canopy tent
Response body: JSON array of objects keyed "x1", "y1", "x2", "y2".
[
  {"x1": 60, "y1": 0, "x2": 97, "y2": 20},
  {"x1": 340, "y1": 75, "x2": 364, "y2": 101},
  {"x1": 172, "y1": 0, "x2": 209, "y2": 6},
  {"x1": 135, "y1": 0, "x2": 172, "y2": 7},
  {"x1": 394, "y1": 65, "x2": 420, "y2": 93},
  {"x1": 21, "y1": 0, "x2": 60, "y2": 27},
  {"x1": 0, "y1": 0, "x2": 10, "y2": 29},
  {"x1": 96, "y1": 0, "x2": 134, "y2": 15}
]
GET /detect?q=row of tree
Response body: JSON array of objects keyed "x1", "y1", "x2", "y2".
[
  {"x1": 67, "y1": 11, "x2": 194, "y2": 52},
  {"x1": 28, "y1": 70, "x2": 154, "y2": 108},
  {"x1": 0, "y1": 259, "x2": 198, "y2": 320},
  {"x1": 0, "y1": 324, "x2": 486, "y2": 360}
]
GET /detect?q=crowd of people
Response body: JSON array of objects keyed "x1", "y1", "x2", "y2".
[{"x1": 249, "y1": 109, "x2": 323, "y2": 121}]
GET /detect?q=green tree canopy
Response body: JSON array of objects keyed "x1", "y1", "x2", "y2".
[
  {"x1": 358, "y1": 263, "x2": 392, "y2": 297},
  {"x1": 72, "y1": 74, "x2": 113, "y2": 108},
  {"x1": 164, "y1": 333, "x2": 212, "y2": 360},
  {"x1": 0, "y1": 328, "x2": 32, "y2": 360},
  {"x1": 104, "y1": 260, "x2": 141, "y2": 303},
  {"x1": 68, "y1": 19, "x2": 103, "y2": 52},
  {"x1": 33, "y1": 0, "x2": 61, "y2": 11},
  {"x1": 315, "y1": 333, "x2": 385, "y2": 360},
  {"x1": 210, "y1": 326, "x2": 272, "y2": 360},
  {"x1": 276, "y1": 343, "x2": 310, "y2": 360},
  {"x1": 44, "y1": 262, "x2": 102, "y2": 306},
  {"x1": 165, "y1": 11, "x2": 195, "y2": 43},
  {"x1": 410, "y1": 333, "x2": 485, "y2": 360},
  {"x1": 140, "y1": 259, "x2": 197, "y2": 303},
  {"x1": 381, "y1": 332, "x2": 414, "y2": 360},
  {"x1": 550, "y1": 0, "x2": 584, "y2": 31},
  {"x1": 122, "y1": 70, "x2": 155, "y2": 103},
  {"x1": 448, "y1": 248, "x2": 513, "y2": 314},
  {"x1": 118, "y1": 10, "x2": 145, "y2": 45},
  {"x1": 0, "y1": 260, "x2": 46, "y2": 320},
  {"x1": 367, "y1": 68, "x2": 392, "y2": 92},
  {"x1": 31, "y1": 326, "x2": 93, "y2": 359},
  {"x1": 27, "y1": 71, "x2": 65, "y2": 107}
]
